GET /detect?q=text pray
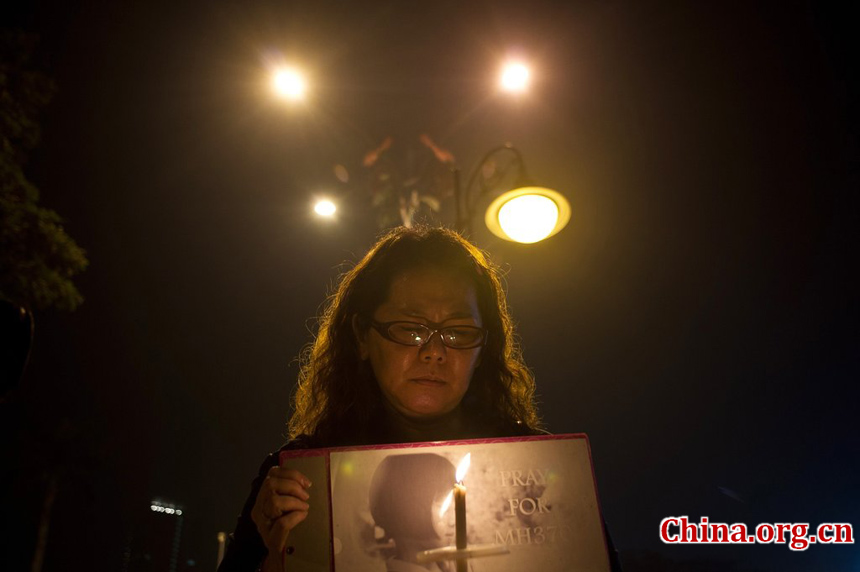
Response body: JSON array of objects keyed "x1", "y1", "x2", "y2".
[{"x1": 499, "y1": 469, "x2": 549, "y2": 487}]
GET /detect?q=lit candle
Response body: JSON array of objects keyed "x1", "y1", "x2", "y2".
[
  {"x1": 455, "y1": 481, "x2": 467, "y2": 550},
  {"x1": 454, "y1": 453, "x2": 471, "y2": 572}
]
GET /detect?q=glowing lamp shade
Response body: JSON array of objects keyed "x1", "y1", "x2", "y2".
[
  {"x1": 314, "y1": 199, "x2": 336, "y2": 217},
  {"x1": 485, "y1": 187, "x2": 571, "y2": 244}
]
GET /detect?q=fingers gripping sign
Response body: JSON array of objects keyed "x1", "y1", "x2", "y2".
[{"x1": 251, "y1": 466, "x2": 312, "y2": 567}]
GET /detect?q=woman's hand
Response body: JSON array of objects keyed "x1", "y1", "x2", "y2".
[{"x1": 251, "y1": 466, "x2": 312, "y2": 570}]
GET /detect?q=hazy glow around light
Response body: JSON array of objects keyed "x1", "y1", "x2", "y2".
[
  {"x1": 456, "y1": 453, "x2": 471, "y2": 482},
  {"x1": 498, "y1": 195, "x2": 559, "y2": 244},
  {"x1": 500, "y1": 62, "x2": 530, "y2": 93},
  {"x1": 272, "y1": 68, "x2": 306, "y2": 99},
  {"x1": 314, "y1": 199, "x2": 336, "y2": 217}
]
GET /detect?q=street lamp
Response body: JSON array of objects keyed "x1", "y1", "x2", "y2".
[
  {"x1": 272, "y1": 67, "x2": 307, "y2": 100},
  {"x1": 262, "y1": 61, "x2": 566, "y2": 240},
  {"x1": 455, "y1": 145, "x2": 570, "y2": 244},
  {"x1": 313, "y1": 198, "x2": 337, "y2": 218},
  {"x1": 499, "y1": 61, "x2": 530, "y2": 94}
]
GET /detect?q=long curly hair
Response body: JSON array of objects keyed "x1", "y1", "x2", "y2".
[{"x1": 288, "y1": 225, "x2": 541, "y2": 442}]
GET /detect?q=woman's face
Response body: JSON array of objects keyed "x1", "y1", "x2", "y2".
[{"x1": 356, "y1": 265, "x2": 483, "y2": 420}]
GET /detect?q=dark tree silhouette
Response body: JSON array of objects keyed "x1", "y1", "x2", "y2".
[{"x1": 0, "y1": 31, "x2": 88, "y2": 313}]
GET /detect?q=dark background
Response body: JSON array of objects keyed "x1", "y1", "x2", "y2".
[{"x1": 2, "y1": 1, "x2": 857, "y2": 571}]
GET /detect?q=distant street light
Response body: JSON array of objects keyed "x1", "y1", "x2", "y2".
[
  {"x1": 272, "y1": 67, "x2": 306, "y2": 100},
  {"x1": 314, "y1": 199, "x2": 337, "y2": 217},
  {"x1": 456, "y1": 145, "x2": 570, "y2": 244},
  {"x1": 499, "y1": 62, "x2": 530, "y2": 93}
]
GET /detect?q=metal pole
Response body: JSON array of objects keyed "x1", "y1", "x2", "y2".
[{"x1": 453, "y1": 167, "x2": 468, "y2": 235}]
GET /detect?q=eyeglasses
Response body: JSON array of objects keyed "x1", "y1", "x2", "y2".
[{"x1": 369, "y1": 320, "x2": 487, "y2": 349}]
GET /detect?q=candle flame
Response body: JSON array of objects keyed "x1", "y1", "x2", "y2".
[
  {"x1": 456, "y1": 453, "x2": 471, "y2": 482},
  {"x1": 438, "y1": 490, "x2": 454, "y2": 516}
]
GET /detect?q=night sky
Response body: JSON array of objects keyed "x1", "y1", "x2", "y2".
[{"x1": 3, "y1": 1, "x2": 858, "y2": 571}]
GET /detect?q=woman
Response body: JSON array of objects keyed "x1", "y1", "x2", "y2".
[{"x1": 219, "y1": 226, "x2": 616, "y2": 571}]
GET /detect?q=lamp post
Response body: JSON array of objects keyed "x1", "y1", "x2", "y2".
[
  {"x1": 454, "y1": 144, "x2": 571, "y2": 244},
  {"x1": 264, "y1": 59, "x2": 571, "y2": 241}
]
